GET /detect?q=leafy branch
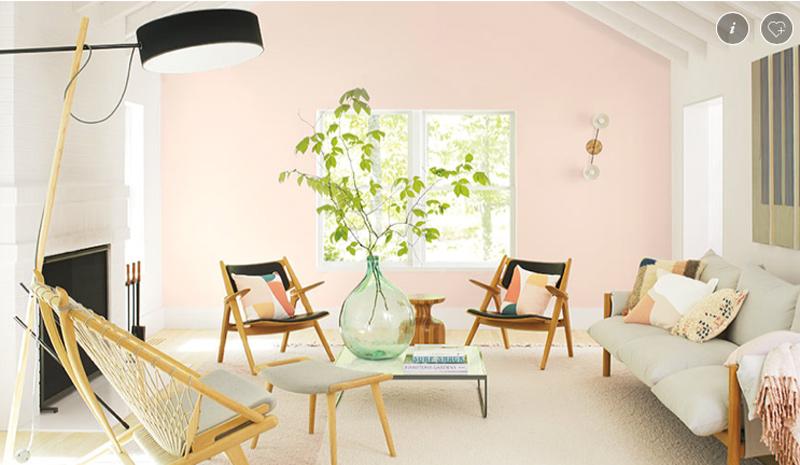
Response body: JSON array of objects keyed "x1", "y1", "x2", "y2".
[{"x1": 279, "y1": 88, "x2": 490, "y2": 259}]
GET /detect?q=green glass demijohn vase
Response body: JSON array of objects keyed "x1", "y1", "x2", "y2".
[{"x1": 339, "y1": 256, "x2": 415, "y2": 360}]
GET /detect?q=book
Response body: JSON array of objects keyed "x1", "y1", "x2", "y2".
[
  {"x1": 403, "y1": 353, "x2": 468, "y2": 373},
  {"x1": 411, "y1": 345, "x2": 467, "y2": 364}
]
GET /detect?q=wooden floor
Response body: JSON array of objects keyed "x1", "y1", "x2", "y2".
[{"x1": 0, "y1": 327, "x2": 594, "y2": 461}]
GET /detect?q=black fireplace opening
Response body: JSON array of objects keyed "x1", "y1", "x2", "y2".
[{"x1": 40, "y1": 244, "x2": 109, "y2": 411}]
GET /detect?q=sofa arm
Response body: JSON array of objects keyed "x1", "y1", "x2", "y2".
[{"x1": 604, "y1": 290, "x2": 631, "y2": 318}]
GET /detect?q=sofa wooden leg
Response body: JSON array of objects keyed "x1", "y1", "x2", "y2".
[
  {"x1": 727, "y1": 364, "x2": 742, "y2": 465},
  {"x1": 602, "y1": 349, "x2": 611, "y2": 377}
]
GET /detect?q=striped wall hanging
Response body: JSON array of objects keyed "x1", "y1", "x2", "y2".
[{"x1": 752, "y1": 46, "x2": 800, "y2": 249}]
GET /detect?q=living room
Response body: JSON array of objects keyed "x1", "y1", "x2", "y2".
[{"x1": 1, "y1": 1, "x2": 799, "y2": 464}]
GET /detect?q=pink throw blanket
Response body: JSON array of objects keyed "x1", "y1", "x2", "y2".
[{"x1": 756, "y1": 343, "x2": 800, "y2": 465}]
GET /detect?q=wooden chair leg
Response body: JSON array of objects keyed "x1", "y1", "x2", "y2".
[
  {"x1": 465, "y1": 319, "x2": 480, "y2": 345},
  {"x1": 238, "y1": 329, "x2": 258, "y2": 376},
  {"x1": 314, "y1": 321, "x2": 335, "y2": 361},
  {"x1": 602, "y1": 349, "x2": 611, "y2": 377},
  {"x1": 309, "y1": 394, "x2": 317, "y2": 434},
  {"x1": 250, "y1": 435, "x2": 259, "y2": 449},
  {"x1": 217, "y1": 305, "x2": 231, "y2": 363},
  {"x1": 562, "y1": 302, "x2": 574, "y2": 358},
  {"x1": 500, "y1": 328, "x2": 510, "y2": 350},
  {"x1": 280, "y1": 331, "x2": 290, "y2": 353},
  {"x1": 370, "y1": 383, "x2": 396, "y2": 457},
  {"x1": 224, "y1": 445, "x2": 249, "y2": 465},
  {"x1": 326, "y1": 393, "x2": 338, "y2": 465},
  {"x1": 540, "y1": 300, "x2": 562, "y2": 370},
  {"x1": 728, "y1": 365, "x2": 742, "y2": 465}
]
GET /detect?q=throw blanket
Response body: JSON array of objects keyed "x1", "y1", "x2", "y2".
[{"x1": 756, "y1": 343, "x2": 800, "y2": 465}]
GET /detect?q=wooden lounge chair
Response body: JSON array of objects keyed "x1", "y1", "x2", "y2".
[
  {"x1": 464, "y1": 256, "x2": 574, "y2": 370},
  {"x1": 219, "y1": 257, "x2": 335, "y2": 375}
]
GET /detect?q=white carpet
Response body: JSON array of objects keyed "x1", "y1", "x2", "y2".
[{"x1": 189, "y1": 343, "x2": 759, "y2": 465}]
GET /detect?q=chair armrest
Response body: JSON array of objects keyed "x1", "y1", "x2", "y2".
[
  {"x1": 546, "y1": 286, "x2": 568, "y2": 300},
  {"x1": 469, "y1": 279, "x2": 501, "y2": 294},
  {"x1": 224, "y1": 288, "x2": 250, "y2": 305},
  {"x1": 291, "y1": 281, "x2": 324, "y2": 297},
  {"x1": 605, "y1": 290, "x2": 631, "y2": 317}
]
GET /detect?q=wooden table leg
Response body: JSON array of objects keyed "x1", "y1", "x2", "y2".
[{"x1": 411, "y1": 301, "x2": 446, "y2": 345}]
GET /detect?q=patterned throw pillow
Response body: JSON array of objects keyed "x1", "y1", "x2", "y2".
[
  {"x1": 672, "y1": 289, "x2": 749, "y2": 343},
  {"x1": 623, "y1": 258, "x2": 707, "y2": 315},
  {"x1": 500, "y1": 267, "x2": 561, "y2": 316},
  {"x1": 231, "y1": 273, "x2": 295, "y2": 320},
  {"x1": 624, "y1": 269, "x2": 718, "y2": 330}
]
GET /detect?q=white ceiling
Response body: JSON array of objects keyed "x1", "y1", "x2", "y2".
[
  {"x1": 74, "y1": 1, "x2": 800, "y2": 65},
  {"x1": 70, "y1": 1, "x2": 236, "y2": 38},
  {"x1": 568, "y1": 1, "x2": 800, "y2": 66}
]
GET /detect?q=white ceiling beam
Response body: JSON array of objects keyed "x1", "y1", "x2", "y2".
[
  {"x1": 568, "y1": 2, "x2": 688, "y2": 66},
  {"x1": 124, "y1": 2, "x2": 193, "y2": 37},
  {"x1": 728, "y1": 1, "x2": 777, "y2": 21},
  {"x1": 601, "y1": 2, "x2": 706, "y2": 58},
  {"x1": 637, "y1": 1, "x2": 723, "y2": 48},
  {"x1": 680, "y1": 1, "x2": 757, "y2": 42},
  {"x1": 96, "y1": 2, "x2": 152, "y2": 26},
  {"x1": 72, "y1": 2, "x2": 95, "y2": 13}
]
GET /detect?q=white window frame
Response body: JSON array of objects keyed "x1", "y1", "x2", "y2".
[{"x1": 316, "y1": 110, "x2": 516, "y2": 271}]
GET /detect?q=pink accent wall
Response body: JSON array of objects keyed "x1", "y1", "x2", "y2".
[{"x1": 161, "y1": 2, "x2": 671, "y2": 320}]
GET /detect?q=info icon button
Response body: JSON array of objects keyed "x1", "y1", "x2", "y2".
[
  {"x1": 762, "y1": 12, "x2": 793, "y2": 45},
  {"x1": 717, "y1": 12, "x2": 749, "y2": 45}
]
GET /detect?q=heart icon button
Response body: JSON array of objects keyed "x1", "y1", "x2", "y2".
[{"x1": 768, "y1": 20, "x2": 786, "y2": 37}]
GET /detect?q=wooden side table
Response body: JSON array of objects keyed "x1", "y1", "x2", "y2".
[{"x1": 408, "y1": 294, "x2": 446, "y2": 345}]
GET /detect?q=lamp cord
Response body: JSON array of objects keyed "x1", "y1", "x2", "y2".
[{"x1": 62, "y1": 44, "x2": 136, "y2": 124}]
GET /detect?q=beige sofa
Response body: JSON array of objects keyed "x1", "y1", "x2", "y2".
[{"x1": 589, "y1": 251, "x2": 800, "y2": 465}]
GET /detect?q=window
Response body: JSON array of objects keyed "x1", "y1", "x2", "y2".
[{"x1": 317, "y1": 111, "x2": 514, "y2": 268}]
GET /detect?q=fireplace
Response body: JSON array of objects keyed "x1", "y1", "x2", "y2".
[{"x1": 39, "y1": 245, "x2": 109, "y2": 411}]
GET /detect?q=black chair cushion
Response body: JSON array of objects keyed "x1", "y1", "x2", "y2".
[
  {"x1": 245, "y1": 311, "x2": 329, "y2": 325},
  {"x1": 467, "y1": 308, "x2": 552, "y2": 321},
  {"x1": 226, "y1": 262, "x2": 291, "y2": 290},
  {"x1": 500, "y1": 259, "x2": 566, "y2": 290}
]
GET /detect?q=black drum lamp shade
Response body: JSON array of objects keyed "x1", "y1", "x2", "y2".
[{"x1": 136, "y1": 9, "x2": 263, "y2": 74}]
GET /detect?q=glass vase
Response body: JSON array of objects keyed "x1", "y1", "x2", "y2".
[{"x1": 339, "y1": 256, "x2": 415, "y2": 360}]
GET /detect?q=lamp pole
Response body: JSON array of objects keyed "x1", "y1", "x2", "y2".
[{"x1": 4, "y1": 17, "x2": 92, "y2": 465}]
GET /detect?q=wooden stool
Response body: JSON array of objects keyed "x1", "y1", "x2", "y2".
[
  {"x1": 260, "y1": 357, "x2": 396, "y2": 465},
  {"x1": 409, "y1": 294, "x2": 446, "y2": 344}
]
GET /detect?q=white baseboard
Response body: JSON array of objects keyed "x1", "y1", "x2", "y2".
[{"x1": 163, "y1": 306, "x2": 603, "y2": 331}]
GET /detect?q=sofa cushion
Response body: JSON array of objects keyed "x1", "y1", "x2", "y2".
[
  {"x1": 587, "y1": 316, "x2": 667, "y2": 356},
  {"x1": 793, "y1": 296, "x2": 800, "y2": 332},
  {"x1": 651, "y1": 365, "x2": 729, "y2": 436},
  {"x1": 699, "y1": 250, "x2": 741, "y2": 290},
  {"x1": 728, "y1": 266, "x2": 800, "y2": 345},
  {"x1": 616, "y1": 334, "x2": 737, "y2": 386}
]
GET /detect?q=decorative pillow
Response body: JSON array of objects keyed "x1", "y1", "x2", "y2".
[
  {"x1": 724, "y1": 330, "x2": 800, "y2": 366},
  {"x1": 672, "y1": 289, "x2": 749, "y2": 343},
  {"x1": 727, "y1": 265, "x2": 800, "y2": 345},
  {"x1": 699, "y1": 249, "x2": 741, "y2": 290},
  {"x1": 500, "y1": 266, "x2": 560, "y2": 316},
  {"x1": 624, "y1": 269, "x2": 718, "y2": 330},
  {"x1": 231, "y1": 273, "x2": 295, "y2": 321},
  {"x1": 623, "y1": 258, "x2": 707, "y2": 315}
]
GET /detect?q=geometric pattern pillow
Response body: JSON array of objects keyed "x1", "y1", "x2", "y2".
[
  {"x1": 672, "y1": 289, "x2": 749, "y2": 343},
  {"x1": 623, "y1": 269, "x2": 718, "y2": 330},
  {"x1": 622, "y1": 257, "x2": 707, "y2": 315},
  {"x1": 231, "y1": 273, "x2": 295, "y2": 321},
  {"x1": 500, "y1": 266, "x2": 560, "y2": 316}
]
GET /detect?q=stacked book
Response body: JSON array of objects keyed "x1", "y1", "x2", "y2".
[{"x1": 403, "y1": 346, "x2": 468, "y2": 373}]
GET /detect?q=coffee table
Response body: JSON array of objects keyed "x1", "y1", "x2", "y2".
[{"x1": 335, "y1": 345, "x2": 488, "y2": 417}]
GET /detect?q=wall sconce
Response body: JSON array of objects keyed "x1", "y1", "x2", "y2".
[{"x1": 583, "y1": 113, "x2": 609, "y2": 181}]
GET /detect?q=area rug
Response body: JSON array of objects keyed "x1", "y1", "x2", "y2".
[{"x1": 180, "y1": 343, "x2": 759, "y2": 465}]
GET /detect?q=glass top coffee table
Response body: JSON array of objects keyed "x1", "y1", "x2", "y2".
[{"x1": 335, "y1": 345, "x2": 488, "y2": 417}]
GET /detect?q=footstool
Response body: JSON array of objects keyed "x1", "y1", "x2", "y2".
[{"x1": 260, "y1": 357, "x2": 396, "y2": 465}]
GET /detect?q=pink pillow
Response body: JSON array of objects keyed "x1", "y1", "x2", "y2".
[
  {"x1": 231, "y1": 273, "x2": 295, "y2": 320},
  {"x1": 724, "y1": 330, "x2": 800, "y2": 366}
]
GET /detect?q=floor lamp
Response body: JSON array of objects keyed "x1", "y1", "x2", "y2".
[{"x1": 2, "y1": 10, "x2": 263, "y2": 463}]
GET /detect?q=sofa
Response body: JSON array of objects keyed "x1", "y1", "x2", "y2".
[{"x1": 589, "y1": 251, "x2": 800, "y2": 465}]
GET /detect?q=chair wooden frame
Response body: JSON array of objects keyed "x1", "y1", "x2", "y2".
[
  {"x1": 464, "y1": 255, "x2": 574, "y2": 370},
  {"x1": 260, "y1": 357, "x2": 396, "y2": 465},
  {"x1": 219, "y1": 257, "x2": 335, "y2": 375},
  {"x1": 601, "y1": 293, "x2": 745, "y2": 465},
  {"x1": 30, "y1": 276, "x2": 278, "y2": 465}
]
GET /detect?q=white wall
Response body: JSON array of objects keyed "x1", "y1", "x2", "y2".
[
  {"x1": 0, "y1": 2, "x2": 162, "y2": 428},
  {"x1": 672, "y1": 37, "x2": 800, "y2": 280}
]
